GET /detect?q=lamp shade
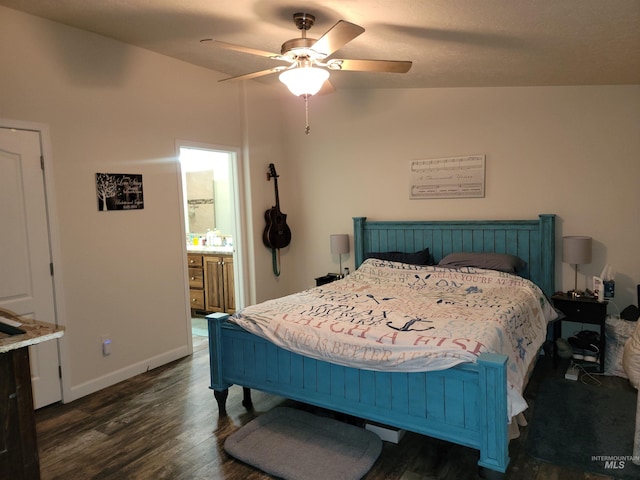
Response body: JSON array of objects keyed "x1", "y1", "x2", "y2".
[
  {"x1": 562, "y1": 236, "x2": 592, "y2": 265},
  {"x1": 279, "y1": 67, "x2": 330, "y2": 96},
  {"x1": 330, "y1": 234, "x2": 349, "y2": 255}
]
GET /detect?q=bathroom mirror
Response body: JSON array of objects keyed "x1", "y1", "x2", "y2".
[
  {"x1": 180, "y1": 147, "x2": 234, "y2": 240},
  {"x1": 185, "y1": 170, "x2": 215, "y2": 234}
]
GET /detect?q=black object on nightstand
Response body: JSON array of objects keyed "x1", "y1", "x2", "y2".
[
  {"x1": 315, "y1": 273, "x2": 342, "y2": 286},
  {"x1": 551, "y1": 294, "x2": 608, "y2": 373}
]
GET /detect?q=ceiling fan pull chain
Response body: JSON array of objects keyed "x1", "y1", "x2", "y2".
[{"x1": 304, "y1": 94, "x2": 311, "y2": 135}]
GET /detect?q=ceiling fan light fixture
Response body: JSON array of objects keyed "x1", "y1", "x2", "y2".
[{"x1": 279, "y1": 66, "x2": 329, "y2": 96}]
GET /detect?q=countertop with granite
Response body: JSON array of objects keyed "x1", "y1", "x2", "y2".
[
  {"x1": 186, "y1": 245, "x2": 234, "y2": 255},
  {"x1": 0, "y1": 319, "x2": 64, "y2": 353}
]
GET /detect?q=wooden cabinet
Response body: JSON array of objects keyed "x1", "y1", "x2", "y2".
[
  {"x1": 204, "y1": 255, "x2": 235, "y2": 314},
  {"x1": 0, "y1": 322, "x2": 63, "y2": 480},
  {"x1": 188, "y1": 253, "x2": 234, "y2": 314},
  {"x1": 187, "y1": 254, "x2": 205, "y2": 311},
  {"x1": 0, "y1": 348, "x2": 40, "y2": 480}
]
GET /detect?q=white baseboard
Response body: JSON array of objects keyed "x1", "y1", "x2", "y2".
[{"x1": 63, "y1": 345, "x2": 191, "y2": 403}]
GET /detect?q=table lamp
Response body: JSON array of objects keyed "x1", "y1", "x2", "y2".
[
  {"x1": 562, "y1": 236, "x2": 592, "y2": 298},
  {"x1": 330, "y1": 234, "x2": 349, "y2": 276}
]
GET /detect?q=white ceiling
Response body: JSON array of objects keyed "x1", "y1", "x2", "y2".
[{"x1": 2, "y1": 0, "x2": 639, "y2": 90}]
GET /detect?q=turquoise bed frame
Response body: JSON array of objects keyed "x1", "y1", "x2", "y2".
[{"x1": 208, "y1": 214, "x2": 555, "y2": 476}]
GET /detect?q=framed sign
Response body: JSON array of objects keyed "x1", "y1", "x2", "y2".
[
  {"x1": 410, "y1": 155, "x2": 485, "y2": 199},
  {"x1": 96, "y1": 173, "x2": 144, "y2": 211}
]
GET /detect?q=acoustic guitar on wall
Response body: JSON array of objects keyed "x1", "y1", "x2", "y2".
[{"x1": 263, "y1": 164, "x2": 291, "y2": 275}]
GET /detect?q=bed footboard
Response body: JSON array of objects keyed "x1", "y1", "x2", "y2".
[{"x1": 207, "y1": 313, "x2": 509, "y2": 474}]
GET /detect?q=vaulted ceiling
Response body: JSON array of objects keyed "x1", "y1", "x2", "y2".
[{"x1": 2, "y1": 0, "x2": 639, "y2": 91}]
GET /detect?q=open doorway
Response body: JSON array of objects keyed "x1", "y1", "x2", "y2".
[{"x1": 177, "y1": 143, "x2": 242, "y2": 342}]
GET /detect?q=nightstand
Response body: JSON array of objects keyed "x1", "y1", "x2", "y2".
[
  {"x1": 315, "y1": 273, "x2": 342, "y2": 286},
  {"x1": 551, "y1": 294, "x2": 608, "y2": 373}
]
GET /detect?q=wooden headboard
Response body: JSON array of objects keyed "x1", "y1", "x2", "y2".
[{"x1": 353, "y1": 214, "x2": 556, "y2": 297}]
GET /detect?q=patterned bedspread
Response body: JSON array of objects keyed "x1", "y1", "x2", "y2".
[{"x1": 232, "y1": 258, "x2": 558, "y2": 417}]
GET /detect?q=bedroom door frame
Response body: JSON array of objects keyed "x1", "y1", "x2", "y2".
[
  {"x1": 175, "y1": 140, "x2": 247, "y2": 351},
  {"x1": 0, "y1": 118, "x2": 70, "y2": 407}
]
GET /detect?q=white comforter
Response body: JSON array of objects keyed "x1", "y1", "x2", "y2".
[{"x1": 232, "y1": 258, "x2": 558, "y2": 417}]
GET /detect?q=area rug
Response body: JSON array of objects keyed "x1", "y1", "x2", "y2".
[
  {"x1": 526, "y1": 378, "x2": 640, "y2": 479},
  {"x1": 224, "y1": 406, "x2": 382, "y2": 480}
]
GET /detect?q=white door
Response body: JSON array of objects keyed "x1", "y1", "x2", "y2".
[{"x1": 0, "y1": 127, "x2": 61, "y2": 408}]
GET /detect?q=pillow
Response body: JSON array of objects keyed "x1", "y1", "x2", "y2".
[
  {"x1": 366, "y1": 248, "x2": 433, "y2": 266},
  {"x1": 623, "y1": 321, "x2": 640, "y2": 389},
  {"x1": 605, "y1": 315, "x2": 637, "y2": 379},
  {"x1": 437, "y1": 252, "x2": 526, "y2": 273}
]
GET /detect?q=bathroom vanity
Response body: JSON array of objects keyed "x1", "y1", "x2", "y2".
[{"x1": 187, "y1": 247, "x2": 235, "y2": 314}]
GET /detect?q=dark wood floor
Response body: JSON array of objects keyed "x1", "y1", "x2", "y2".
[{"x1": 35, "y1": 336, "x2": 624, "y2": 480}]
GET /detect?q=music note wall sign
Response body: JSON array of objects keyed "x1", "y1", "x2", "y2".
[{"x1": 410, "y1": 155, "x2": 485, "y2": 199}]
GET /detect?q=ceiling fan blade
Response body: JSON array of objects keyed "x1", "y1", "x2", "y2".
[
  {"x1": 218, "y1": 66, "x2": 288, "y2": 82},
  {"x1": 311, "y1": 20, "x2": 365, "y2": 57},
  {"x1": 201, "y1": 39, "x2": 283, "y2": 59},
  {"x1": 328, "y1": 59, "x2": 412, "y2": 73}
]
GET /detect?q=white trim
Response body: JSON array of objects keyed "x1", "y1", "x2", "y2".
[
  {"x1": 65, "y1": 345, "x2": 191, "y2": 402},
  {"x1": 172, "y1": 147, "x2": 194, "y2": 353},
  {"x1": 174, "y1": 140, "x2": 247, "y2": 326},
  {"x1": 228, "y1": 145, "x2": 250, "y2": 310},
  {"x1": 238, "y1": 84, "x2": 256, "y2": 305},
  {"x1": 0, "y1": 118, "x2": 70, "y2": 403}
]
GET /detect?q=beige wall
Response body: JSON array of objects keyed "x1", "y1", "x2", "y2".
[
  {"x1": 280, "y1": 86, "x2": 640, "y2": 311},
  {"x1": 0, "y1": 6, "x2": 287, "y2": 401},
  {"x1": 2, "y1": 6, "x2": 639, "y2": 403}
]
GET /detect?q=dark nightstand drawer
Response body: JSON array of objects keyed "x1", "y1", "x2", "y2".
[
  {"x1": 315, "y1": 273, "x2": 341, "y2": 286},
  {"x1": 551, "y1": 294, "x2": 608, "y2": 373},
  {"x1": 552, "y1": 297, "x2": 607, "y2": 323}
]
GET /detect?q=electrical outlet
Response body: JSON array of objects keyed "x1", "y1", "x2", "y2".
[
  {"x1": 101, "y1": 335, "x2": 112, "y2": 356},
  {"x1": 565, "y1": 364, "x2": 579, "y2": 381}
]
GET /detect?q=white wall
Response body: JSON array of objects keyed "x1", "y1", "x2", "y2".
[
  {"x1": 2, "y1": 5, "x2": 638, "y2": 403},
  {"x1": 281, "y1": 86, "x2": 640, "y2": 311},
  {"x1": 240, "y1": 84, "x2": 293, "y2": 304},
  {"x1": 0, "y1": 6, "x2": 288, "y2": 401}
]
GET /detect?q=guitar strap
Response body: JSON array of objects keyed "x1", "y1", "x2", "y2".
[{"x1": 271, "y1": 248, "x2": 281, "y2": 277}]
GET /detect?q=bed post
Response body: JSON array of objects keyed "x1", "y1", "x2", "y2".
[
  {"x1": 353, "y1": 217, "x2": 367, "y2": 268},
  {"x1": 538, "y1": 214, "x2": 556, "y2": 298},
  {"x1": 206, "y1": 313, "x2": 234, "y2": 415},
  {"x1": 477, "y1": 352, "x2": 509, "y2": 475}
]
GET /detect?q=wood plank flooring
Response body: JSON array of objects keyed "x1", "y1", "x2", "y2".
[{"x1": 35, "y1": 336, "x2": 621, "y2": 479}]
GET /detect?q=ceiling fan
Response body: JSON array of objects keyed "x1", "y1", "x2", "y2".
[{"x1": 201, "y1": 12, "x2": 413, "y2": 97}]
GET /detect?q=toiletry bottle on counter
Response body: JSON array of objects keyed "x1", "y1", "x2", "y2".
[
  {"x1": 206, "y1": 229, "x2": 216, "y2": 247},
  {"x1": 212, "y1": 230, "x2": 223, "y2": 246}
]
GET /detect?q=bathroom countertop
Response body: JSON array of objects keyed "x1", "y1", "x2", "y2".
[{"x1": 187, "y1": 246, "x2": 234, "y2": 254}]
